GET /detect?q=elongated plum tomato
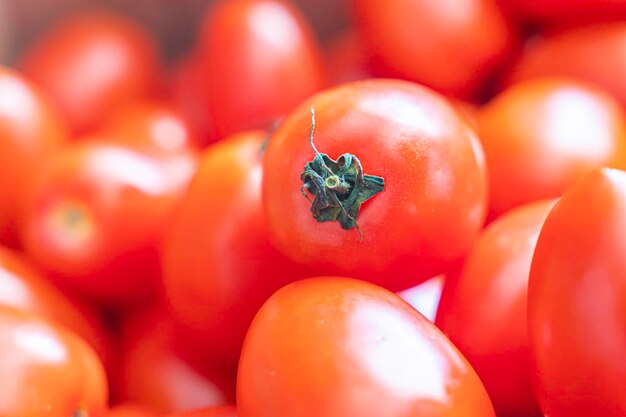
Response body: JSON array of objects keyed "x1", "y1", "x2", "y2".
[
  {"x1": 528, "y1": 168, "x2": 626, "y2": 416},
  {"x1": 436, "y1": 199, "x2": 556, "y2": 417},
  {"x1": 163, "y1": 131, "x2": 310, "y2": 364},
  {"x1": 0, "y1": 66, "x2": 68, "y2": 246},
  {"x1": 0, "y1": 306, "x2": 107, "y2": 416},
  {"x1": 262, "y1": 79, "x2": 487, "y2": 290},
  {"x1": 237, "y1": 277, "x2": 496, "y2": 417}
]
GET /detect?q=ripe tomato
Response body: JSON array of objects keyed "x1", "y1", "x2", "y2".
[
  {"x1": 196, "y1": 0, "x2": 327, "y2": 141},
  {"x1": 506, "y1": 23, "x2": 626, "y2": 109},
  {"x1": 162, "y1": 131, "x2": 310, "y2": 364},
  {"x1": 0, "y1": 246, "x2": 112, "y2": 371},
  {"x1": 237, "y1": 277, "x2": 496, "y2": 417},
  {"x1": 351, "y1": 0, "x2": 517, "y2": 98},
  {"x1": 114, "y1": 309, "x2": 233, "y2": 414},
  {"x1": 19, "y1": 11, "x2": 161, "y2": 135},
  {"x1": 263, "y1": 79, "x2": 487, "y2": 290},
  {"x1": 436, "y1": 199, "x2": 556, "y2": 417},
  {"x1": 105, "y1": 404, "x2": 160, "y2": 417},
  {"x1": 528, "y1": 168, "x2": 626, "y2": 416},
  {"x1": 0, "y1": 305, "x2": 107, "y2": 416},
  {"x1": 19, "y1": 140, "x2": 197, "y2": 304},
  {"x1": 166, "y1": 406, "x2": 237, "y2": 417},
  {"x1": 477, "y1": 77, "x2": 626, "y2": 216},
  {"x1": 501, "y1": 0, "x2": 626, "y2": 23},
  {"x1": 0, "y1": 66, "x2": 68, "y2": 246}
]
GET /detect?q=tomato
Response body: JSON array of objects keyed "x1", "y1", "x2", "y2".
[
  {"x1": 114, "y1": 309, "x2": 233, "y2": 415},
  {"x1": 0, "y1": 305, "x2": 107, "y2": 416},
  {"x1": 528, "y1": 168, "x2": 626, "y2": 416},
  {"x1": 105, "y1": 404, "x2": 160, "y2": 417},
  {"x1": 436, "y1": 199, "x2": 556, "y2": 417},
  {"x1": 0, "y1": 246, "x2": 112, "y2": 372},
  {"x1": 162, "y1": 131, "x2": 310, "y2": 364},
  {"x1": 262, "y1": 79, "x2": 487, "y2": 290},
  {"x1": 501, "y1": 0, "x2": 626, "y2": 23},
  {"x1": 101, "y1": 100, "x2": 200, "y2": 153},
  {"x1": 196, "y1": 0, "x2": 327, "y2": 141},
  {"x1": 18, "y1": 11, "x2": 161, "y2": 135},
  {"x1": 351, "y1": 0, "x2": 517, "y2": 99},
  {"x1": 237, "y1": 277, "x2": 496, "y2": 417},
  {"x1": 477, "y1": 77, "x2": 626, "y2": 216},
  {"x1": 0, "y1": 66, "x2": 68, "y2": 246},
  {"x1": 506, "y1": 23, "x2": 626, "y2": 109},
  {"x1": 166, "y1": 406, "x2": 237, "y2": 417},
  {"x1": 19, "y1": 140, "x2": 197, "y2": 304}
]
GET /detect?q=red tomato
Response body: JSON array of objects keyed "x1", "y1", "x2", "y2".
[
  {"x1": 528, "y1": 168, "x2": 626, "y2": 416},
  {"x1": 0, "y1": 246, "x2": 112, "y2": 372},
  {"x1": 501, "y1": 0, "x2": 626, "y2": 23},
  {"x1": 506, "y1": 23, "x2": 626, "y2": 109},
  {"x1": 351, "y1": 0, "x2": 517, "y2": 98},
  {"x1": 478, "y1": 77, "x2": 626, "y2": 216},
  {"x1": 0, "y1": 305, "x2": 108, "y2": 416},
  {"x1": 162, "y1": 131, "x2": 310, "y2": 364},
  {"x1": 166, "y1": 406, "x2": 237, "y2": 417},
  {"x1": 262, "y1": 79, "x2": 487, "y2": 290},
  {"x1": 19, "y1": 11, "x2": 161, "y2": 135},
  {"x1": 19, "y1": 141, "x2": 197, "y2": 304},
  {"x1": 196, "y1": 0, "x2": 327, "y2": 141},
  {"x1": 436, "y1": 199, "x2": 556, "y2": 417},
  {"x1": 106, "y1": 404, "x2": 160, "y2": 417},
  {"x1": 237, "y1": 277, "x2": 496, "y2": 417},
  {"x1": 0, "y1": 66, "x2": 68, "y2": 246},
  {"x1": 114, "y1": 309, "x2": 233, "y2": 415}
]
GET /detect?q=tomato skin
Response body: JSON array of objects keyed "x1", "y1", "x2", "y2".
[
  {"x1": 501, "y1": 0, "x2": 626, "y2": 23},
  {"x1": 506, "y1": 23, "x2": 626, "y2": 109},
  {"x1": 166, "y1": 406, "x2": 237, "y2": 417},
  {"x1": 436, "y1": 199, "x2": 556, "y2": 417},
  {"x1": 196, "y1": 0, "x2": 327, "y2": 141},
  {"x1": 19, "y1": 141, "x2": 197, "y2": 304},
  {"x1": 114, "y1": 309, "x2": 233, "y2": 415},
  {"x1": 263, "y1": 79, "x2": 487, "y2": 290},
  {"x1": 528, "y1": 168, "x2": 626, "y2": 416},
  {"x1": 105, "y1": 404, "x2": 160, "y2": 417},
  {"x1": 0, "y1": 66, "x2": 68, "y2": 245},
  {"x1": 163, "y1": 131, "x2": 310, "y2": 364},
  {"x1": 0, "y1": 305, "x2": 108, "y2": 416},
  {"x1": 477, "y1": 77, "x2": 626, "y2": 216},
  {"x1": 19, "y1": 11, "x2": 161, "y2": 135},
  {"x1": 237, "y1": 277, "x2": 496, "y2": 417},
  {"x1": 351, "y1": 0, "x2": 516, "y2": 98}
]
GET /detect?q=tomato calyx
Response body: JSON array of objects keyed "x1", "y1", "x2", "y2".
[{"x1": 301, "y1": 107, "x2": 384, "y2": 238}]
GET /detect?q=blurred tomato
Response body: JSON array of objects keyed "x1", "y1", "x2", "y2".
[
  {"x1": 166, "y1": 406, "x2": 237, "y2": 417},
  {"x1": 163, "y1": 131, "x2": 310, "y2": 365},
  {"x1": 478, "y1": 77, "x2": 626, "y2": 216},
  {"x1": 263, "y1": 79, "x2": 487, "y2": 290},
  {"x1": 501, "y1": 0, "x2": 626, "y2": 24},
  {"x1": 196, "y1": 0, "x2": 327, "y2": 141},
  {"x1": 106, "y1": 404, "x2": 160, "y2": 417},
  {"x1": 19, "y1": 11, "x2": 161, "y2": 135},
  {"x1": 114, "y1": 309, "x2": 233, "y2": 415},
  {"x1": 507, "y1": 23, "x2": 626, "y2": 109},
  {"x1": 0, "y1": 66, "x2": 68, "y2": 246},
  {"x1": 528, "y1": 168, "x2": 626, "y2": 416},
  {"x1": 0, "y1": 305, "x2": 108, "y2": 416},
  {"x1": 19, "y1": 140, "x2": 197, "y2": 305},
  {"x1": 325, "y1": 30, "x2": 373, "y2": 85},
  {"x1": 436, "y1": 199, "x2": 556, "y2": 417},
  {"x1": 238, "y1": 277, "x2": 496, "y2": 417},
  {"x1": 351, "y1": 0, "x2": 517, "y2": 98}
]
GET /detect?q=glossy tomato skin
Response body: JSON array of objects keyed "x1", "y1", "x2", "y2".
[
  {"x1": 19, "y1": 141, "x2": 197, "y2": 304},
  {"x1": 528, "y1": 168, "x2": 626, "y2": 416},
  {"x1": 163, "y1": 131, "x2": 310, "y2": 364},
  {"x1": 0, "y1": 306, "x2": 108, "y2": 416},
  {"x1": 477, "y1": 77, "x2": 626, "y2": 216},
  {"x1": 237, "y1": 277, "x2": 496, "y2": 417},
  {"x1": 165, "y1": 406, "x2": 237, "y2": 417},
  {"x1": 0, "y1": 246, "x2": 112, "y2": 372},
  {"x1": 19, "y1": 11, "x2": 161, "y2": 135},
  {"x1": 351, "y1": 0, "x2": 516, "y2": 99},
  {"x1": 436, "y1": 199, "x2": 556, "y2": 417},
  {"x1": 196, "y1": 0, "x2": 327, "y2": 141},
  {"x1": 114, "y1": 309, "x2": 233, "y2": 415},
  {"x1": 506, "y1": 23, "x2": 626, "y2": 109},
  {"x1": 0, "y1": 66, "x2": 68, "y2": 246},
  {"x1": 263, "y1": 79, "x2": 487, "y2": 290}
]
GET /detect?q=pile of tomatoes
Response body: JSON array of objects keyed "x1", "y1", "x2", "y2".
[{"x1": 1, "y1": 0, "x2": 625, "y2": 416}]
